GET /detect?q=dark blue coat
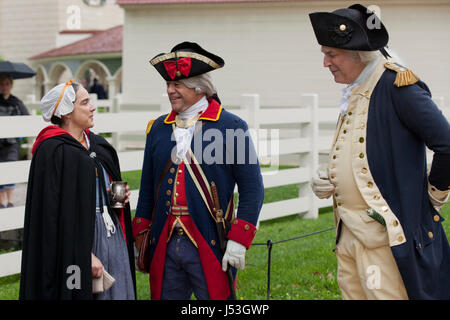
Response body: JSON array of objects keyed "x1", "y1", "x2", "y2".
[{"x1": 367, "y1": 68, "x2": 450, "y2": 299}]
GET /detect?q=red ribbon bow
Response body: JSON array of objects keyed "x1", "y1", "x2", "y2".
[{"x1": 163, "y1": 57, "x2": 192, "y2": 80}]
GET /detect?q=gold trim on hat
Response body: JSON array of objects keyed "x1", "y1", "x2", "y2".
[{"x1": 149, "y1": 51, "x2": 222, "y2": 70}]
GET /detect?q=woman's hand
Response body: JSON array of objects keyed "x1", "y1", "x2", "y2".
[
  {"x1": 91, "y1": 253, "x2": 104, "y2": 278},
  {"x1": 106, "y1": 185, "x2": 131, "y2": 205}
]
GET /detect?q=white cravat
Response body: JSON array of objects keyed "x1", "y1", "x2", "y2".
[
  {"x1": 174, "y1": 96, "x2": 208, "y2": 160},
  {"x1": 339, "y1": 56, "x2": 381, "y2": 116}
]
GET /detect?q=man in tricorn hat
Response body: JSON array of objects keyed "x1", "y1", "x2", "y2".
[
  {"x1": 309, "y1": 4, "x2": 450, "y2": 299},
  {"x1": 132, "y1": 42, "x2": 264, "y2": 300}
]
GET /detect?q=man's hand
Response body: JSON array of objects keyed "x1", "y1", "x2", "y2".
[
  {"x1": 222, "y1": 240, "x2": 246, "y2": 271},
  {"x1": 311, "y1": 169, "x2": 335, "y2": 199}
]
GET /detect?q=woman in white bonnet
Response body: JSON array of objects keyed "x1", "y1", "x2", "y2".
[{"x1": 19, "y1": 80, "x2": 136, "y2": 300}]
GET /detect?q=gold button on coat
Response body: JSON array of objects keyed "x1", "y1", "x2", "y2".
[
  {"x1": 244, "y1": 224, "x2": 250, "y2": 231},
  {"x1": 393, "y1": 220, "x2": 399, "y2": 227},
  {"x1": 359, "y1": 153, "x2": 364, "y2": 159},
  {"x1": 434, "y1": 215, "x2": 440, "y2": 222},
  {"x1": 428, "y1": 231, "x2": 434, "y2": 239},
  {"x1": 211, "y1": 240, "x2": 216, "y2": 246},
  {"x1": 166, "y1": 190, "x2": 171, "y2": 196},
  {"x1": 397, "y1": 235, "x2": 404, "y2": 242},
  {"x1": 170, "y1": 168, "x2": 175, "y2": 174},
  {"x1": 359, "y1": 137, "x2": 364, "y2": 143},
  {"x1": 136, "y1": 218, "x2": 141, "y2": 224},
  {"x1": 373, "y1": 194, "x2": 381, "y2": 200},
  {"x1": 361, "y1": 167, "x2": 368, "y2": 174},
  {"x1": 339, "y1": 24, "x2": 347, "y2": 31},
  {"x1": 165, "y1": 201, "x2": 170, "y2": 206},
  {"x1": 168, "y1": 178, "x2": 173, "y2": 184},
  {"x1": 367, "y1": 181, "x2": 373, "y2": 188}
]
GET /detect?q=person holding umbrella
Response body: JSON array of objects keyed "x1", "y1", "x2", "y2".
[{"x1": 0, "y1": 68, "x2": 31, "y2": 208}]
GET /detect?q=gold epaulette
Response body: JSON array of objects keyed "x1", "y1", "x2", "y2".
[
  {"x1": 146, "y1": 120, "x2": 155, "y2": 135},
  {"x1": 384, "y1": 62, "x2": 419, "y2": 87}
]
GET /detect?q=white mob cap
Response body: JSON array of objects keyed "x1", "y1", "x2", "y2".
[{"x1": 40, "y1": 80, "x2": 76, "y2": 122}]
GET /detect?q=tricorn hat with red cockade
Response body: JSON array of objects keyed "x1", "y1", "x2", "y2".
[{"x1": 150, "y1": 42, "x2": 225, "y2": 81}]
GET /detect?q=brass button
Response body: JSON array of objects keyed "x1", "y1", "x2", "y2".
[
  {"x1": 333, "y1": 155, "x2": 337, "y2": 159},
  {"x1": 233, "y1": 219, "x2": 238, "y2": 225},
  {"x1": 176, "y1": 181, "x2": 180, "y2": 185},
  {"x1": 367, "y1": 181, "x2": 374, "y2": 188},
  {"x1": 166, "y1": 190, "x2": 171, "y2": 196},
  {"x1": 336, "y1": 146, "x2": 340, "y2": 151},
  {"x1": 166, "y1": 201, "x2": 170, "y2": 206},
  {"x1": 168, "y1": 178, "x2": 173, "y2": 184},
  {"x1": 346, "y1": 120, "x2": 350, "y2": 125},
  {"x1": 175, "y1": 192, "x2": 179, "y2": 197},
  {"x1": 330, "y1": 174, "x2": 335, "y2": 179},
  {"x1": 361, "y1": 167, "x2": 368, "y2": 174},
  {"x1": 359, "y1": 153, "x2": 365, "y2": 159},
  {"x1": 359, "y1": 137, "x2": 364, "y2": 143},
  {"x1": 434, "y1": 215, "x2": 440, "y2": 222},
  {"x1": 136, "y1": 218, "x2": 141, "y2": 224},
  {"x1": 428, "y1": 231, "x2": 434, "y2": 239},
  {"x1": 393, "y1": 220, "x2": 399, "y2": 227},
  {"x1": 361, "y1": 123, "x2": 366, "y2": 129},
  {"x1": 373, "y1": 194, "x2": 381, "y2": 200},
  {"x1": 335, "y1": 193, "x2": 338, "y2": 197},
  {"x1": 330, "y1": 164, "x2": 335, "y2": 169},
  {"x1": 343, "y1": 129, "x2": 347, "y2": 134},
  {"x1": 348, "y1": 111, "x2": 352, "y2": 116},
  {"x1": 339, "y1": 24, "x2": 346, "y2": 31},
  {"x1": 211, "y1": 240, "x2": 216, "y2": 246},
  {"x1": 244, "y1": 224, "x2": 250, "y2": 231},
  {"x1": 170, "y1": 168, "x2": 175, "y2": 174},
  {"x1": 417, "y1": 243, "x2": 422, "y2": 249},
  {"x1": 337, "y1": 202, "x2": 342, "y2": 206},
  {"x1": 397, "y1": 235, "x2": 404, "y2": 242}
]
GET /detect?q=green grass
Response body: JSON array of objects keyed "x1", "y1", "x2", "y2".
[{"x1": 1, "y1": 168, "x2": 450, "y2": 300}]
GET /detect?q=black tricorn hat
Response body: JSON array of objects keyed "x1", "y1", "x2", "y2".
[
  {"x1": 150, "y1": 42, "x2": 225, "y2": 81},
  {"x1": 309, "y1": 4, "x2": 388, "y2": 51}
]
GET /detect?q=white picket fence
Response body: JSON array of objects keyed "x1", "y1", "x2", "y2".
[{"x1": 0, "y1": 93, "x2": 447, "y2": 278}]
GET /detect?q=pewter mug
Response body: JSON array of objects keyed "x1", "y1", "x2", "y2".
[{"x1": 110, "y1": 181, "x2": 127, "y2": 208}]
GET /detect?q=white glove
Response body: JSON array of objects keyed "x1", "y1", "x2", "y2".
[
  {"x1": 310, "y1": 169, "x2": 335, "y2": 199},
  {"x1": 428, "y1": 186, "x2": 449, "y2": 212},
  {"x1": 222, "y1": 239, "x2": 246, "y2": 271}
]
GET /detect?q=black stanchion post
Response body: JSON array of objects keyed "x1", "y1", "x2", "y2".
[{"x1": 266, "y1": 239, "x2": 273, "y2": 300}]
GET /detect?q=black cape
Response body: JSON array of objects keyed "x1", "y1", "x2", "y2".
[{"x1": 19, "y1": 131, "x2": 136, "y2": 300}]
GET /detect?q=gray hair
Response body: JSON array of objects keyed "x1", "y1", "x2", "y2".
[
  {"x1": 179, "y1": 72, "x2": 217, "y2": 98},
  {"x1": 348, "y1": 50, "x2": 382, "y2": 65}
]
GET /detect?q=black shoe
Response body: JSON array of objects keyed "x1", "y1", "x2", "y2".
[
  {"x1": 6, "y1": 203, "x2": 13, "y2": 208},
  {"x1": 0, "y1": 203, "x2": 5, "y2": 209}
]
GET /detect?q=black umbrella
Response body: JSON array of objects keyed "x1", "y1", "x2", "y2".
[{"x1": 0, "y1": 61, "x2": 36, "y2": 79}]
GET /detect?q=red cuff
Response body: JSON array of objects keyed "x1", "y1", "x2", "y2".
[
  {"x1": 132, "y1": 216, "x2": 151, "y2": 240},
  {"x1": 226, "y1": 218, "x2": 257, "y2": 249}
]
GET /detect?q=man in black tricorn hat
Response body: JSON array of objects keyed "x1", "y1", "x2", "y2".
[
  {"x1": 132, "y1": 42, "x2": 264, "y2": 300},
  {"x1": 309, "y1": 4, "x2": 450, "y2": 299}
]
